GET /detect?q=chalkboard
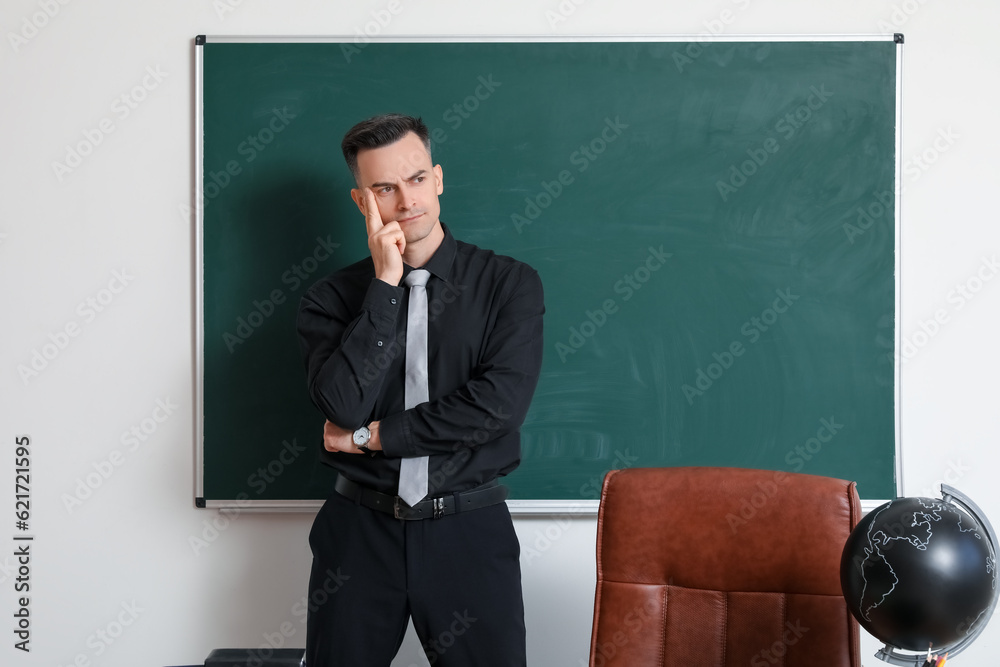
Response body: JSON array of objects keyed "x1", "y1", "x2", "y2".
[{"x1": 195, "y1": 36, "x2": 900, "y2": 510}]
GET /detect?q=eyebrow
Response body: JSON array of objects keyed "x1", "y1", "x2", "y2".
[{"x1": 370, "y1": 170, "x2": 427, "y2": 189}]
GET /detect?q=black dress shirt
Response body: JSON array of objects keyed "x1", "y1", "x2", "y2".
[{"x1": 296, "y1": 224, "x2": 545, "y2": 496}]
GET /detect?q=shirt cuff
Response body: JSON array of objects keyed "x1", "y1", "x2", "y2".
[
  {"x1": 362, "y1": 278, "x2": 404, "y2": 335},
  {"x1": 378, "y1": 411, "x2": 414, "y2": 458}
]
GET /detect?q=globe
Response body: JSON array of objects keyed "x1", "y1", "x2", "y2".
[{"x1": 840, "y1": 486, "x2": 999, "y2": 662}]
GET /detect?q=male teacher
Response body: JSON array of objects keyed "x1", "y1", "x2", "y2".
[{"x1": 296, "y1": 113, "x2": 545, "y2": 666}]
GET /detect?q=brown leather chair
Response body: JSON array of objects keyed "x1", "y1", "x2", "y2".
[{"x1": 589, "y1": 467, "x2": 862, "y2": 666}]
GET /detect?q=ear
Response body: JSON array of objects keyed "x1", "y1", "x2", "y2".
[
  {"x1": 434, "y1": 164, "x2": 444, "y2": 195},
  {"x1": 350, "y1": 188, "x2": 366, "y2": 215}
]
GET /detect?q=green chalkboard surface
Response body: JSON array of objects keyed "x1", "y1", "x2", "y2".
[{"x1": 196, "y1": 37, "x2": 899, "y2": 508}]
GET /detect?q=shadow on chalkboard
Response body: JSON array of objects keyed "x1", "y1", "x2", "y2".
[{"x1": 204, "y1": 166, "x2": 361, "y2": 502}]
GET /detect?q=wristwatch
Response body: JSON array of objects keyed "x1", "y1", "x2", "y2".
[{"x1": 352, "y1": 426, "x2": 373, "y2": 454}]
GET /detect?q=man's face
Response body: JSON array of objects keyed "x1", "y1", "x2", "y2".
[{"x1": 350, "y1": 131, "x2": 444, "y2": 244}]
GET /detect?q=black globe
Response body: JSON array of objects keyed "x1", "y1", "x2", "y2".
[{"x1": 841, "y1": 495, "x2": 998, "y2": 652}]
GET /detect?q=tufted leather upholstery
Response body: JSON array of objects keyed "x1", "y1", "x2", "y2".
[{"x1": 589, "y1": 467, "x2": 862, "y2": 666}]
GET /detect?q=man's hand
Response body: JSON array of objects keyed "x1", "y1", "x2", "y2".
[
  {"x1": 362, "y1": 187, "x2": 405, "y2": 286},
  {"x1": 323, "y1": 420, "x2": 383, "y2": 453},
  {"x1": 323, "y1": 420, "x2": 361, "y2": 454}
]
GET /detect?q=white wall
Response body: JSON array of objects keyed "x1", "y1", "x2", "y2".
[{"x1": 2, "y1": 1, "x2": 998, "y2": 665}]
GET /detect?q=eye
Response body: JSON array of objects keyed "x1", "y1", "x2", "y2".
[
  {"x1": 413, "y1": 176, "x2": 425, "y2": 183},
  {"x1": 378, "y1": 186, "x2": 393, "y2": 194}
]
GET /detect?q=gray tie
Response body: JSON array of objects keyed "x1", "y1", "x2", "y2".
[{"x1": 398, "y1": 269, "x2": 431, "y2": 506}]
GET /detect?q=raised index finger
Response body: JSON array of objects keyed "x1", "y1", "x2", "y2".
[{"x1": 363, "y1": 187, "x2": 384, "y2": 237}]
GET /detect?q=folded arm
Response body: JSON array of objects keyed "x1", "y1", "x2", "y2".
[
  {"x1": 378, "y1": 267, "x2": 545, "y2": 458},
  {"x1": 297, "y1": 277, "x2": 405, "y2": 430}
]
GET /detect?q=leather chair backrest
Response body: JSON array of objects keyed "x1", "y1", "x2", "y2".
[{"x1": 590, "y1": 467, "x2": 862, "y2": 666}]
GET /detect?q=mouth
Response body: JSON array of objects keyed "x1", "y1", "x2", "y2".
[{"x1": 397, "y1": 213, "x2": 424, "y2": 224}]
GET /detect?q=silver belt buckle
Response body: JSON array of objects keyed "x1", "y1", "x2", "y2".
[
  {"x1": 393, "y1": 496, "x2": 404, "y2": 519},
  {"x1": 433, "y1": 497, "x2": 445, "y2": 519}
]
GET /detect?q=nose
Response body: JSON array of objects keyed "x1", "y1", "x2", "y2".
[{"x1": 395, "y1": 183, "x2": 416, "y2": 211}]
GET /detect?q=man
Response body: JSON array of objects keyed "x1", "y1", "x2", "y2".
[{"x1": 296, "y1": 113, "x2": 544, "y2": 666}]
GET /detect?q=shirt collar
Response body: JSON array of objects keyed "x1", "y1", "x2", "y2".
[{"x1": 404, "y1": 222, "x2": 457, "y2": 285}]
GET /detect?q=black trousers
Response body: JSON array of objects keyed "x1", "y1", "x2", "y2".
[{"x1": 305, "y1": 488, "x2": 526, "y2": 666}]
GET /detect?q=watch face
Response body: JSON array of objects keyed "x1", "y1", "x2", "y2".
[{"x1": 353, "y1": 427, "x2": 370, "y2": 446}]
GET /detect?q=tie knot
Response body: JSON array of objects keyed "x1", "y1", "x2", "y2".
[{"x1": 404, "y1": 269, "x2": 431, "y2": 288}]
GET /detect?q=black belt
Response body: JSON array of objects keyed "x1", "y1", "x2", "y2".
[{"x1": 334, "y1": 475, "x2": 508, "y2": 520}]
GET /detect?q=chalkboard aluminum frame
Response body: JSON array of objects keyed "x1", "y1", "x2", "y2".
[{"x1": 193, "y1": 34, "x2": 903, "y2": 514}]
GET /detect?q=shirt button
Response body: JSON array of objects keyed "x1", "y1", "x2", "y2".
[
  {"x1": 390, "y1": 298, "x2": 397, "y2": 305},
  {"x1": 377, "y1": 341, "x2": 383, "y2": 347}
]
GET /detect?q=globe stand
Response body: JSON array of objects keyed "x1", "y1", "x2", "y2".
[{"x1": 872, "y1": 484, "x2": 999, "y2": 666}]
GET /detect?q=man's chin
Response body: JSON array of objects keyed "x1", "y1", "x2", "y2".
[{"x1": 403, "y1": 218, "x2": 442, "y2": 241}]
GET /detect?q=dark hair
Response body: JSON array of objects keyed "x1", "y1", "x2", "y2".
[{"x1": 341, "y1": 113, "x2": 431, "y2": 183}]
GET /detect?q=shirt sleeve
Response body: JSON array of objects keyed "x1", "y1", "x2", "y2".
[
  {"x1": 296, "y1": 277, "x2": 405, "y2": 429},
  {"x1": 378, "y1": 265, "x2": 545, "y2": 457}
]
